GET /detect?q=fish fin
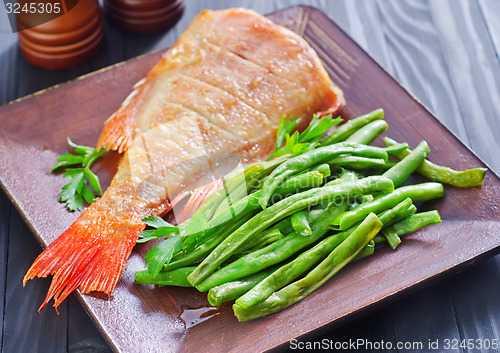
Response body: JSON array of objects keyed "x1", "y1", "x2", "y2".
[
  {"x1": 23, "y1": 203, "x2": 145, "y2": 312},
  {"x1": 170, "y1": 191, "x2": 190, "y2": 209},
  {"x1": 97, "y1": 80, "x2": 147, "y2": 153},
  {"x1": 317, "y1": 83, "x2": 345, "y2": 116},
  {"x1": 178, "y1": 180, "x2": 223, "y2": 223}
]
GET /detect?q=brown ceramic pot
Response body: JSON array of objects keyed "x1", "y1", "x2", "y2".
[
  {"x1": 18, "y1": 0, "x2": 104, "y2": 70},
  {"x1": 104, "y1": 0, "x2": 185, "y2": 33}
]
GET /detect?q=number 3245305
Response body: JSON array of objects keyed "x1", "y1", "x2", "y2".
[
  {"x1": 5, "y1": 2, "x2": 62, "y2": 14},
  {"x1": 443, "y1": 338, "x2": 499, "y2": 350}
]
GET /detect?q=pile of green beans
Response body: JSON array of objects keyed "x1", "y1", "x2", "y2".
[{"x1": 135, "y1": 108, "x2": 487, "y2": 321}]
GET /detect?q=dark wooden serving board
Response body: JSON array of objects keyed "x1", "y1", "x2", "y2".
[{"x1": 0, "y1": 6, "x2": 499, "y2": 353}]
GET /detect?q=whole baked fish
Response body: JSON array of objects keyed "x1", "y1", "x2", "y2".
[{"x1": 24, "y1": 8, "x2": 345, "y2": 311}]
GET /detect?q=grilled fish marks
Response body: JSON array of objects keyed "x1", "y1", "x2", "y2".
[
  {"x1": 98, "y1": 8, "x2": 343, "y2": 154},
  {"x1": 24, "y1": 8, "x2": 345, "y2": 311}
]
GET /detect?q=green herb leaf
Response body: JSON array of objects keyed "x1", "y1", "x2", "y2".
[
  {"x1": 53, "y1": 138, "x2": 107, "y2": 212},
  {"x1": 136, "y1": 230, "x2": 157, "y2": 243},
  {"x1": 59, "y1": 169, "x2": 86, "y2": 211},
  {"x1": 299, "y1": 114, "x2": 342, "y2": 143},
  {"x1": 145, "y1": 236, "x2": 183, "y2": 276},
  {"x1": 51, "y1": 153, "x2": 85, "y2": 172},
  {"x1": 271, "y1": 131, "x2": 312, "y2": 158},
  {"x1": 81, "y1": 186, "x2": 97, "y2": 205},
  {"x1": 84, "y1": 168, "x2": 103, "y2": 195},
  {"x1": 137, "y1": 216, "x2": 180, "y2": 244},
  {"x1": 273, "y1": 116, "x2": 299, "y2": 153},
  {"x1": 61, "y1": 189, "x2": 84, "y2": 212},
  {"x1": 142, "y1": 216, "x2": 174, "y2": 228},
  {"x1": 268, "y1": 115, "x2": 339, "y2": 160},
  {"x1": 137, "y1": 227, "x2": 179, "y2": 243},
  {"x1": 67, "y1": 137, "x2": 93, "y2": 155},
  {"x1": 67, "y1": 194, "x2": 84, "y2": 213}
]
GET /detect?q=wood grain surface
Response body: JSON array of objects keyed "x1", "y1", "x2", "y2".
[{"x1": 0, "y1": 1, "x2": 499, "y2": 352}]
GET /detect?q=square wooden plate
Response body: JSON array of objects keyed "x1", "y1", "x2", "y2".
[{"x1": 0, "y1": 6, "x2": 499, "y2": 353}]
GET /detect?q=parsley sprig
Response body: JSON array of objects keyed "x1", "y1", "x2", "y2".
[
  {"x1": 268, "y1": 114, "x2": 342, "y2": 160},
  {"x1": 138, "y1": 216, "x2": 181, "y2": 276},
  {"x1": 52, "y1": 138, "x2": 107, "y2": 212}
]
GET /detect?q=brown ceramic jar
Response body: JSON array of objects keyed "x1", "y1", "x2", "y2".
[
  {"x1": 104, "y1": 0, "x2": 185, "y2": 33},
  {"x1": 17, "y1": 0, "x2": 104, "y2": 70}
]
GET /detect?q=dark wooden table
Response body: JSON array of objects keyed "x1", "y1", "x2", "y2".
[{"x1": 1, "y1": 1, "x2": 499, "y2": 352}]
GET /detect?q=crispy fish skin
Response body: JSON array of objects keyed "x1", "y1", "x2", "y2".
[{"x1": 24, "y1": 8, "x2": 345, "y2": 311}]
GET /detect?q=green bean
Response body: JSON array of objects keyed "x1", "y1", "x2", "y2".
[
  {"x1": 259, "y1": 142, "x2": 389, "y2": 208},
  {"x1": 188, "y1": 156, "x2": 290, "y2": 227},
  {"x1": 163, "y1": 213, "x2": 254, "y2": 272},
  {"x1": 320, "y1": 109, "x2": 384, "y2": 146},
  {"x1": 345, "y1": 120, "x2": 388, "y2": 144},
  {"x1": 376, "y1": 197, "x2": 414, "y2": 250},
  {"x1": 181, "y1": 177, "x2": 248, "y2": 250},
  {"x1": 273, "y1": 171, "x2": 325, "y2": 199},
  {"x1": 382, "y1": 227, "x2": 401, "y2": 249},
  {"x1": 235, "y1": 155, "x2": 292, "y2": 195},
  {"x1": 182, "y1": 171, "x2": 324, "y2": 253},
  {"x1": 382, "y1": 140, "x2": 430, "y2": 187},
  {"x1": 355, "y1": 194, "x2": 374, "y2": 205},
  {"x1": 325, "y1": 169, "x2": 359, "y2": 186},
  {"x1": 233, "y1": 213, "x2": 383, "y2": 321},
  {"x1": 331, "y1": 182, "x2": 444, "y2": 230},
  {"x1": 384, "y1": 210, "x2": 442, "y2": 237},
  {"x1": 273, "y1": 217, "x2": 294, "y2": 236},
  {"x1": 135, "y1": 107, "x2": 484, "y2": 322},
  {"x1": 384, "y1": 137, "x2": 487, "y2": 187},
  {"x1": 190, "y1": 163, "x2": 262, "y2": 223},
  {"x1": 213, "y1": 171, "x2": 323, "y2": 227},
  {"x1": 339, "y1": 169, "x2": 360, "y2": 183},
  {"x1": 309, "y1": 163, "x2": 331, "y2": 178},
  {"x1": 328, "y1": 156, "x2": 387, "y2": 169},
  {"x1": 194, "y1": 203, "x2": 350, "y2": 292},
  {"x1": 180, "y1": 188, "x2": 233, "y2": 242},
  {"x1": 210, "y1": 180, "x2": 248, "y2": 219},
  {"x1": 373, "y1": 234, "x2": 386, "y2": 246},
  {"x1": 181, "y1": 223, "x2": 223, "y2": 254},
  {"x1": 232, "y1": 155, "x2": 289, "y2": 189},
  {"x1": 188, "y1": 168, "x2": 251, "y2": 224},
  {"x1": 135, "y1": 266, "x2": 195, "y2": 287},
  {"x1": 245, "y1": 156, "x2": 289, "y2": 188},
  {"x1": 374, "y1": 210, "x2": 442, "y2": 249},
  {"x1": 354, "y1": 240, "x2": 375, "y2": 260},
  {"x1": 377, "y1": 198, "x2": 416, "y2": 226},
  {"x1": 291, "y1": 211, "x2": 311, "y2": 236},
  {"x1": 189, "y1": 188, "x2": 227, "y2": 223},
  {"x1": 234, "y1": 228, "x2": 284, "y2": 255},
  {"x1": 383, "y1": 142, "x2": 410, "y2": 155},
  {"x1": 258, "y1": 163, "x2": 328, "y2": 195},
  {"x1": 340, "y1": 169, "x2": 360, "y2": 181},
  {"x1": 350, "y1": 199, "x2": 414, "y2": 252},
  {"x1": 235, "y1": 226, "x2": 357, "y2": 308},
  {"x1": 327, "y1": 172, "x2": 372, "y2": 207},
  {"x1": 370, "y1": 160, "x2": 398, "y2": 173},
  {"x1": 207, "y1": 266, "x2": 280, "y2": 306},
  {"x1": 188, "y1": 176, "x2": 393, "y2": 287}
]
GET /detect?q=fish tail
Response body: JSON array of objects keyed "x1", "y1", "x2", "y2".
[{"x1": 23, "y1": 203, "x2": 145, "y2": 312}]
